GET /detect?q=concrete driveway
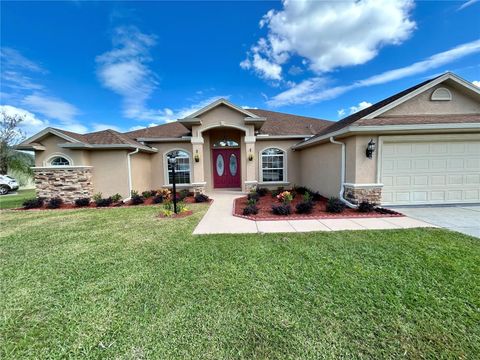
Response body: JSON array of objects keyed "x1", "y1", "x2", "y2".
[{"x1": 391, "y1": 205, "x2": 480, "y2": 238}]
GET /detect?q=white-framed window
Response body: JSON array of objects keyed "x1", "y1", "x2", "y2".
[
  {"x1": 261, "y1": 148, "x2": 285, "y2": 182},
  {"x1": 212, "y1": 139, "x2": 239, "y2": 148},
  {"x1": 49, "y1": 156, "x2": 71, "y2": 166},
  {"x1": 166, "y1": 150, "x2": 191, "y2": 184}
]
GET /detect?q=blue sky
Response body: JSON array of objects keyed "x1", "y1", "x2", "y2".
[{"x1": 1, "y1": 0, "x2": 479, "y2": 136}]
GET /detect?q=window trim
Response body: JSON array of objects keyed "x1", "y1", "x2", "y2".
[
  {"x1": 259, "y1": 147, "x2": 287, "y2": 183},
  {"x1": 164, "y1": 149, "x2": 192, "y2": 185},
  {"x1": 45, "y1": 153, "x2": 74, "y2": 167}
]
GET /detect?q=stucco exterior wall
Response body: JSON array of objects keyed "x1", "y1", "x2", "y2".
[
  {"x1": 256, "y1": 139, "x2": 301, "y2": 187},
  {"x1": 348, "y1": 135, "x2": 379, "y2": 184},
  {"x1": 299, "y1": 142, "x2": 341, "y2": 198},
  {"x1": 194, "y1": 105, "x2": 255, "y2": 137},
  {"x1": 131, "y1": 152, "x2": 152, "y2": 193},
  {"x1": 382, "y1": 83, "x2": 480, "y2": 116},
  {"x1": 149, "y1": 142, "x2": 193, "y2": 189},
  {"x1": 90, "y1": 150, "x2": 129, "y2": 198},
  {"x1": 34, "y1": 134, "x2": 90, "y2": 166}
]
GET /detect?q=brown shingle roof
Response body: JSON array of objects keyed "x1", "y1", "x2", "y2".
[
  {"x1": 124, "y1": 122, "x2": 191, "y2": 139},
  {"x1": 304, "y1": 75, "x2": 444, "y2": 141},
  {"x1": 355, "y1": 114, "x2": 480, "y2": 126},
  {"x1": 247, "y1": 109, "x2": 332, "y2": 135}
]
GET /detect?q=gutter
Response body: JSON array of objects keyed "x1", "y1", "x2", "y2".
[
  {"x1": 329, "y1": 137, "x2": 357, "y2": 209},
  {"x1": 126, "y1": 148, "x2": 140, "y2": 201}
]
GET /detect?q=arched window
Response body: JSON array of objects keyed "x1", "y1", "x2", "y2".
[
  {"x1": 50, "y1": 156, "x2": 70, "y2": 166},
  {"x1": 212, "y1": 139, "x2": 239, "y2": 148},
  {"x1": 166, "y1": 150, "x2": 191, "y2": 184},
  {"x1": 261, "y1": 148, "x2": 285, "y2": 182}
]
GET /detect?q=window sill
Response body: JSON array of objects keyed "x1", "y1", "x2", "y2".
[
  {"x1": 163, "y1": 183, "x2": 192, "y2": 188},
  {"x1": 258, "y1": 181, "x2": 290, "y2": 186}
]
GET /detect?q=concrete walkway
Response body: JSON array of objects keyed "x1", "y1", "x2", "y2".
[
  {"x1": 193, "y1": 191, "x2": 434, "y2": 235},
  {"x1": 391, "y1": 205, "x2": 480, "y2": 238}
]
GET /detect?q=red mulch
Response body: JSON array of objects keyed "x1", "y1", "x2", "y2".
[
  {"x1": 233, "y1": 195, "x2": 403, "y2": 221},
  {"x1": 14, "y1": 196, "x2": 211, "y2": 211}
]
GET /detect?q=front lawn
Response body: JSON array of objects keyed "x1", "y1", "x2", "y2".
[
  {"x1": 0, "y1": 189, "x2": 36, "y2": 209},
  {"x1": 1, "y1": 205, "x2": 479, "y2": 358}
]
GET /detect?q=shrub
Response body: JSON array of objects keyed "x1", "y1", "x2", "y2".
[
  {"x1": 247, "y1": 198, "x2": 257, "y2": 206},
  {"x1": 46, "y1": 197, "x2": 63, "y2": 209},
  {"x1": 256, "y1": 187, "x2": 269, "y2": 197},
  {"x1": 110, "y1": 193, "x2": 122, "y2": 203},
  {"x1": 92, "y1": 192, "x2": 102, "y2": 203},
  {"x1": 163, "y1": 201, "x2": 173, "y2": 211},
  {"x1": 271, "y1": 186, "x2": 285, "y2": 198},
  {"x1": 326, "y1": 197, "x2": 346, "y2": 213},
  {"x1": 247, "y1": 192, "x2": 260, "y2": 202},
  {"x1": 296, "y1": 201, "x2": 314, "y2": 214},
  {"x1": 276, "y1": 191, "x2": 293, "y2": 204},
  {"x1": 152, "y1": 195, "x2": 164, "y2": 204},
  {"x1": 179, "y1": 189, "x2": 192, "y2": 200},
  {"x1": 23, "y1": 198, "x2": 44, "y2": 209},
  {"x1": 95, "y1": 197, "x2": 112, "y2": 207},
  {"x1": 194, "y1": 194, "x2": 209, "y2": 203},
  {"x1": 130, "y1": 194, "x2": 144, "y2": 205},
  {"x1": 75, "y1": 197, "x2": 90, "y2": 207},
  {"x1": 358, "y1": 200, "x2": 376, "y2": 213},
  {"x1": 142, "y1": 191, "x2": 153, "y2": 199},
  {"x1": 311, "y1": 191, "x2": 323, "y2": 202},
  {"x1": 303, "y1": 191, "x2": 313, "y2": 203},
  {"x1": 149, "y1": 189, "x2": 158, "y2": 196},
  {"x1": 272, "y1": 204, "x2": 292, "y2": 216},
  {"x1": 243, "y1": 204, "x2": 259, "y2": 215},
  {"x1": 293, "y1": 185, "x2": 310, "y2": 195}
]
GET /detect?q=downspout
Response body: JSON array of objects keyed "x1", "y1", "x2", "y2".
[
  {"x1": 126, "y1": 148, "x2": 140, "y2": 201},
  {"x1": 329, "y1": 137, "x2": 357, "y2": 209}
]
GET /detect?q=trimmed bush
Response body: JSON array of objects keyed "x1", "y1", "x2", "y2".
[
  {"x1": 194, "y1": 194, "x2": 209, "y2": 203},
  {"x1": 311, "y1": 191, "x2": 323, "y2": 202},
  {"x1": 179, "y1": 189, "x2": 192, "y2": 200},
  {"x1": 256, "y1": 187, "x2": 269, "y2": 197},
  {"x1": 130, "y1": 194, "x2": 144, "y2": 205},
  {"x1": 293, "y1": 185, "x2": 310, "y2": 195},
  {"x1": 110, "y1": 193, "x2": 122, "y2": 203},
  {"x1": 247, "y1": 192, "x2": 260, "y2": 202},
  {"x1": 46, "y1": 197, "x2": 63, "y2": 209},
  {"x1": 272, "y1": 204, "x2": 292, "y2": 216},
  {"x1": 22, "y1": 198, "x2": 44, "y2": 209},
  {"x1": 243, "y1": 204, "x2": 259, "y2": 215},
  {"x1": 92, "y1": 192, "x2": 102, "y2": 203},
  {"x1": 326, "y1": 197, "x2": 346, "y2": 213},
  {"x1": 75, "y1": 198, "x2": 90, "y2": 207},
  {"x1": 358, "y1": 200, "x2": 376, "y2": 213},
  {"x1": 296, "y1": 201, "x2": 314, "y2": 214},
  {"x1": 141, "y1": 191, "x2": 153, "y2": 199},
  {"x1": 95, "y1": 197, "x2": 112, "y2": 207},
  {"x1": 152, "y1": 195, "x2": 164, "y2": 204},
  {"x1": 247, "y1": 198, "x2": 257, "y2": 206}
]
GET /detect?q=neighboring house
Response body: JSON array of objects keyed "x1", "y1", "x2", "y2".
[{"x1": 17, "y1": 72, "x2": 480, "y2": 206}]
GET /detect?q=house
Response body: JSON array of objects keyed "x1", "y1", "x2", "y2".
[{"x1": 17, "y1": 72, "x2": 480, "y2": 206}]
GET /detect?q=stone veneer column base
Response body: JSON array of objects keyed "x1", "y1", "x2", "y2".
[
  {"x1": 34, "y1": 167, "x2": 94, "y2": 204},
  {"x1": 344, "y1": 183, "x2": 383, "y2": 205}
]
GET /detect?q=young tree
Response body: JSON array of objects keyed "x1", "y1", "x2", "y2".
[{"x1": 0, "y1": 110, "x2": 27, "y2": 175}]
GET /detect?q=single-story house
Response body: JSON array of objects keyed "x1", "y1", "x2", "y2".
[{"x1": 17, "y1": 72, "x2": 480, "y2": 206}]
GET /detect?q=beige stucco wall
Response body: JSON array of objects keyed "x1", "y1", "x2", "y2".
[
  {"x1": 382, "y1": 83, "x2": 480, "y2": 116},
  {"x1": 131, "y1": 152, "x2": 152, "y2": 193},
  {"x1": 149, "y1": 142, "x2": 193, "y2": 189},
  {"x1": 34, "y1": 134, "x2": 90, "y2": 166},
  {"x1": 256, "y1": 139, "x2": 301, "y2": 187},
  {"x1": 347, "y1": 135, "x2": 379, "y2": 184},
  {"x1": 90, "y1": 150, "x2": 129, "y2": 198},
  {"x1": 193, "y1": 105, "x2": 256, "y2": 137},
  {"x1": 299, "y1": 142, "x2": 341, "y2": 198}
]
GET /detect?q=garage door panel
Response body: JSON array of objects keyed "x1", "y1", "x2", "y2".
[{"x1": 381, "y1": 139, "x2": 480, "y2": 205}]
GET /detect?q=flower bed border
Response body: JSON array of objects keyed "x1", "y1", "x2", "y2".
[{"x1": 232, "y1": 196, "x2": 403, "y2": 221}]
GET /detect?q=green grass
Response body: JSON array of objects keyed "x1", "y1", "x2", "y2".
[
  {"x1": 1, "y1": 205, "x2": 479, "y2": 359},
  {"x1": 0, "y1": 189, "x2": 36, "y2": 209}
]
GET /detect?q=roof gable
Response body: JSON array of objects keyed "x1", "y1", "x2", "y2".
[{"x1": 180, "y1": 98, "x2": 262, "y2": 120}]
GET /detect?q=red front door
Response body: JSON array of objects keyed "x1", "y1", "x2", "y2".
[{"x1": 212, "y1": 148, "x2": 241, "y2": 188}]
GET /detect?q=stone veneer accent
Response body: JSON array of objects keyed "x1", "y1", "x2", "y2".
[
  {"x1": 34, "y1": 167, "x2": 94, "y2": 203},
  {"x1": 344, "y1": 184, "x2": 383, "y2": 204}
]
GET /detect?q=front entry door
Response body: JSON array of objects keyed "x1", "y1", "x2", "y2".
[{"x1": 212, "y1": 148, "x2": 241, "y2": 188}]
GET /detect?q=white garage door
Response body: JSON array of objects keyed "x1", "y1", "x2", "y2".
[{"x1": 381, "y1": 139, "x2": 480, "y2": 205}]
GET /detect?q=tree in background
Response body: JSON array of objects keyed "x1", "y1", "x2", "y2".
[{"x1": 0, "y1": 110, "x2": 33, "y2": 179}]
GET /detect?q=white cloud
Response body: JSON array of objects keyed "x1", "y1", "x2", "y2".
[
  {"x1": 91, "y1": 123, "x2": 122, "y2": 132},
  {"x1": 458, "y1": 0, "x2": 479, "y2": 11},
  {"x1": 472, "y1": 80, "x2": 480, "y2": 87},
  {"x1": 242, "y1": 0, "x2": 415, "y2": 80},
  {"x1": 337, "y1": 109, "x2": 346, "y2": 118},
  {"x1": 22, "y1": 94, "x2": 79, "y2": 122},
  {"x1": 0, "y1": 105, "x2": 48, "y2": 137},
  {"x1": 349, "y1": 101, "x2": 372, "y2": 114},
  {"x1": 268, "y1": 39, "x2": 480, "y2": 106},
  {"x1": 0, "y1": 47, "x2": 46, "y2": 74},
  {"x1": 96, "y1": 26, "x2": 158, "y2": 120}
]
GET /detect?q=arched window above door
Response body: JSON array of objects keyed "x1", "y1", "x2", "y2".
[{"x1": 212, "y1": 139, "x2": 239, "y2": 148}]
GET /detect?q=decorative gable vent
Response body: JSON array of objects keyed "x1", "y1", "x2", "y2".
[{"x1": 431, "y1": 87, "x2": 452, "y2": 101}]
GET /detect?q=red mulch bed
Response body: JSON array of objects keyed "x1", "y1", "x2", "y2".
[
  {"x1": 233, "y1": 195, "x2": 403, "y2": 221},
  {"x1": 14, "y1": 196, "x2": 211, "y2": 211},
  {"x1": 157, "y1": 210, "x2": 193, "y2": 219}
]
